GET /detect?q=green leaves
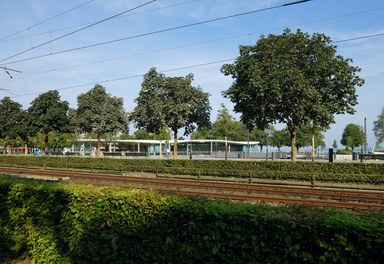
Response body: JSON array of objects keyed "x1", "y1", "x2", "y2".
[
  {"x1": 27, "y1": 90, "x2": 71, "y2": 150},
  {"x1": 0, "y1": 97, "x2": 23, "y2": 140},
  {"x1": 340, "y1": 123, "x2": 365, "y2": 151},
  {"x1": 373, "y1": 107, "x2": 384, "y2": 144},
  {"x1": 222, "y1": 28, "x2": 364, "y2": 160},
  {"x1": 76, "y1": 85, "x2": 128, "y2": 138},
  {"x1": 1, "y1": 177, "x2": 384, "y2": 263},
  {"x1": 130, "y1": 67, "x2": 211, "y2": 159}
]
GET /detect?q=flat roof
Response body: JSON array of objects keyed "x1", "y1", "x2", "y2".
[{"x1": 77, "y1": 139, "x2": 259, "y2": 145}]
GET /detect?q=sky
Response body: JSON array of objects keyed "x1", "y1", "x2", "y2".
[{"x1": 0, "y1": 0, "x2": 383, "y2": 149}]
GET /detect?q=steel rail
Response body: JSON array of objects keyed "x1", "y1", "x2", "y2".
[{"x1": 1, "y1": 166, "x2": 383, "y2": 210}]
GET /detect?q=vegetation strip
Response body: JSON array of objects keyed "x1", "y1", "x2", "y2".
[
  {"x1": 2, "y1": 167, "x2": 383, "y2": 210},
  {"x1": 1, "y1": 176, "x2": 383, "y2": 263}
]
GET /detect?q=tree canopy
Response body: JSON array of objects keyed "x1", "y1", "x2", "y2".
[
  {"x1": 340, "y1": 123, "x2": 365, "y2": 152},
  {"x1": 0, "y1": 97, "x2": 23, "y2": 141},
  {"x1": 373, "y1": 107, "x2": 384, "y2": 144},
  {"x1": 76, "y1": 84, "x2": 128, "y2": 156},
  {"x1": 210, "y1": 103, "x2": 248, "y2": 141},
  {"x1": 130, "y1": 67, "x2": 211, "y2": 159},
  {"x1": 27, "y1": 90, "x2": 70, "y2": 150},
  {"x1": 221, "y1": 28, "x2": 364, "y2": 160},
  {"x1": 269, "y1": 128, "x2": 290, "y2": 152}
]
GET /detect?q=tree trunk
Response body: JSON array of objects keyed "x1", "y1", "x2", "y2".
[
  {"x1": 173, "y1": 128, "x2": 178, "y2": 160},
  {"x1": 159, "y1": 141, "x2": 162, "y2": 159},
  {"x1": 97, "y1": 135, "x2": 101, "y2": 157},
  {"x1": 44, "y1": 133, "x2": 49, "y2": 152},
  {"x1": 311, "y1": 135, "x2": 315, "y2": 162},
  {"x1": 289, "y1": 127, "x2": 297, "y2": 161}
]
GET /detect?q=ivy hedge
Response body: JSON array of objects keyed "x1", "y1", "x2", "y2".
[
  {"x1": 0, "y1": 176, "x2": 383, "y2": 263},
  {"x1": 0, "y1": 156, "x2": 384, "y2": 184}
]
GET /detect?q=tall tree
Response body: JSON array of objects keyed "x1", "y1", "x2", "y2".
[
  {"x1": 221, "y1": 28, "x2": 364, "y2": 160},
  {"x1": 27, "y1": 90, "x2": 70, "y2": 151},
  {"x1": 269, "y1": 128, "x2": 290, "y2": 152},
  {"x1": 296, "y1": 126, "x2": 326, "y2": 152},
  {"x1": 249, "y1": 126, "x2": 274, "y2": 153},
  {"x1": 76, "y1": 84, "x2": 128, "y2": 156},
  {"x1": 211, "y1": 103, "x2": 248, "y2": 141},
  {"x1": 0, "y1": 97, "x2": 23, "y2": 141},
  {"x1": 131, "y1": 67, "x2": 211, "y2": 159},
  {"x1": 373, "y1": 107, "x2": 384, "y2": 144},
  {"x1": 340, "y1": 123, "x2": 365, "y2": 152},
  {"x1": 332, "y1": 140, "x2": 338, "y2": 149}
]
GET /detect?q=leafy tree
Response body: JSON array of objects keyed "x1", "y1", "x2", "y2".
[
  {"x1": 190, "y1": 127, "x2": 212, "y2": 140},
  {"x1": 130, "y1": 67, "x2": 211, "y2": 159},
  {"x1": 333, "y1": 140, "x2": 338, "y2": 149},
  {"x1": 269, "y1": 128, "x2": 290, "y2": 152},
  {"x1": 373, "y1": 107, "x2": 384, "y2": 144},
  {"x1": 340, "y1": 123, "x2": 365, "y2": 152},
  {"x1": 296, "y1": 126, "x2": 325, "y2": 152},
  {"x1": 0, "y1": 97, "x2": 23, "y2": 140},
  {"x1": 211, "y1": 103, "x2": 248, "y2": 141},
  {"x1": 221, "y1": 28, "x2": 364, "y2": 160},
  {"x1": 153, "y1": 127, "x2": 172, "y2": 141},
  {"x1": 0, "y1": 97, "x2": 24, "y2": 152},
  {"x1": 249, "y1": 126, "x2": 274, "y2": 153},
  {"x1": 133, "y1": 129, "x2": 154, "y2": 140},
  {"x1": 27, "y1": 90, "x2": 70, "y2": 151},
  {"x1": 76, "y1": 84, "x2": 129, "y2": 156}
]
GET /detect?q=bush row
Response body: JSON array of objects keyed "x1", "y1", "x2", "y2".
[
  {"x1": 0, "y1": 176, "x2": 383, "y2": 263},
  {"x1": 1, "y1": 156, "x2": 384, "y2": 184}
]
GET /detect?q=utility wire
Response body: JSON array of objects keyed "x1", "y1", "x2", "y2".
[
  {"x1": 10, "y1": 58, "x2": 236, "y2": 98},
  {"x1": 0, "y1": 0, "x2": 202, "y2": 44},
  {"x1": 1, "y1": 0, "x2": 310, "y2": 64},
  {"x1": 333, "y1": 32, "x2": 384, "y2": 43},
  {"x1": 2, "y1": 7, "x2": 384, "y2": 83},
  {"x1": 9, "y1": 28, "x2": 384, "y2": 98},
  {"x1": 0, "y1": 0, "x2": 96, "y2": 41},
  {"x1": 0, "y1": 0, "x2": 157, "y2": 63}
]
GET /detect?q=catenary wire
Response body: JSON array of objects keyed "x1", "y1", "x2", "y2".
[
  {"x1": 0, "y1": 0, "x2": 311, "y2": 65},
  {"x1": 0, "y1": 0, "x2": 157, "y2": 63},
  {"x1": 1, "y1": 5, "x2": 383, "y2": 84},
  {"x1": 0, "y1": 0, "x2": 202, "y2": 44},
  {"x1": 0, "y1": 0, "x2": 96, "y2": 41},
  {"x1": 7, "y1": 29, "x2": 384, "y2": 99}
]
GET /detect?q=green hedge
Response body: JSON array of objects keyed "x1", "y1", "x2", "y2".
[
  {"x1": 0, "y1": 156, "x2": 384, "y2": 184},
  {"x1": 0, "y1": 176, "x2": 383, "y2": 263}
]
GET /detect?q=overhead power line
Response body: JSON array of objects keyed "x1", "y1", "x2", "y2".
[
  {"x1": 1, "y1": 0, "x2": 311, "y2": 65},
  {"x1": 2, "y1": 5, "x2": 383, "y2": 84},
  {"x1": 0, "y1": 0, "x2": 96, "y2": 41},
  {"x1": 6, "y1": 29, "x2": 384, "y2": 99},
  {"x1": 333, "y1": 32, "x2": 384, "y2": 43},
  {"x1": 0, "y1": 0, "x2": 157, "y2": 63},
  {"x1": 0, "y1": 0, "x2": 202, "y2": 44},
  {"x1": 9, "y1": 58, "x2": 236, "y2": 98}
]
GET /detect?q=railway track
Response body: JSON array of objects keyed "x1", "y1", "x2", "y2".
[{"x1": 1, "y1": 166, "x2": 383, "y2": 210}]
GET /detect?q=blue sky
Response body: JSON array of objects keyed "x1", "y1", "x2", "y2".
[{"x1": 0, "y1": 0, "x2": 383, "y2": 149}]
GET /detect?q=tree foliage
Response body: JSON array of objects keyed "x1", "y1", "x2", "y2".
[
  {"x1": 27, "y1": 90, "x2": 70, "y2": 150},
  {"x1": 340, "y1": 123, "x2": 365, "y2": 151},
  {"x1": 373, "y1": 107, "x2": 384, "y2": 144},
  {"x1": 130, "y1": 67, "x2": 211, "y2": 159},
  {"x1": 296, "y1": 126, "x2": 326, "y2": 152},
  {"x1": 332, "y1": 140, "x2": 338, "y2": 149},
  {"x1": 221, "y1": 28, "x2": 364, "y2": 160},
  {"x1": 269, "y1": 128, "x2": 290, "y2": 152},
  {"x1": 76, "y1": 84, "x2": 128, "y2": 156},
  {"x1": 0, "y1": 97, "x2": 23, "y2": 141},
  {"x1": 210, "y1": 103, "x2": 248, "y2": 141},
  {"x1": 249, "y1": 126, "x2": 274, "y2": 153}
]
